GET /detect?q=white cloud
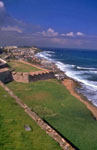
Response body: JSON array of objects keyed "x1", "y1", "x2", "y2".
[
  {"x1": 60, "y1": 33, "x2": 65, "y2": 36},
  {"x1": 1, "y1": 26, "x2": 22, "y2": 33},
  {"x1": 76, "y1": 32, "x2": 85, "y2": 36},
  {"x1": 61, "y1": 31, "x2": 85, "y2": 37},
  {"x1": 0, "y1": 1, "x2": 4, "y2": 8},
  {"x1": 41, "y1": 28, "x2": 58, "y2": 37},
  {"x1": 34, "y1": 29, "x2": 86, "y2": 39},
  {"x1": 66, "y1": 32, "x2": 74, "y2": 37}
]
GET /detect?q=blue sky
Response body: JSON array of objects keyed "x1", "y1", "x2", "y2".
[{"x1": 0, "y1": 0, "x2": 97, "y2": 49}]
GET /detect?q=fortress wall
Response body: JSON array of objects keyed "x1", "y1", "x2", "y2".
[
  {"x1": 0, "y1": 63, "x2": 8, "y2": 69},
  {"x1": 0, "y1": 69, "x2": 13, "y2": 83},
  {"x1": 12, "y1": 72, "x2": 29, "y2": 83},
  {"x1": 12, "y1": 71, "x2": 55, "y2": 83},
  {"x1": 29, "y1": 72, "x2": 55, "y2": 82}
]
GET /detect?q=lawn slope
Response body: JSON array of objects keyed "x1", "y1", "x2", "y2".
[
  {"x1": 7, "y1": 79, "x2": 97, "y2": 150},
  {"x1": 8, "y1": 61, "x2": 40, "y2": 72},
  {"x1": 0, "y1": 86, "x2": 61, "y2": 150}
]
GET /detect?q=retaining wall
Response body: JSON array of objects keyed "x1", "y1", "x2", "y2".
[
  {"x1": 12, "y1": 72, "x2": 29, "y2": 83},
  {"x1": 0, "y1": 68, "x2": 13, "y2": 83},
  {"x1": 12, "y1": 71, "x2": 55, "y2": 83},
  {"x1": 29, "y1": 71, "x2": 55, "y2": 82}
]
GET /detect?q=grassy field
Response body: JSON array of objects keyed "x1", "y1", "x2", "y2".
[
  {"x1": 7, "y1": 79, "x2": 97, "y2": 150},
  {"x1": 8, "y1": 61, "x2": 40, "y2": 72},
  {"x1": 0, "y1": 86, "x2": 61, "y2": 150}
]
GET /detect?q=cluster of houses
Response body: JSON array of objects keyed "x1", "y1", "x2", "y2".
[
  {"x1": 0, "y1": 46, "x2": 66, "y2": 82},
  {"x1": 3, "y1": 46, "x2": 41, "y2": 60}
]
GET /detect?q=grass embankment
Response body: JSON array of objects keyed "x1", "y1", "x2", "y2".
[
  {"x1": 0, "y1": 86, "x2": 61, "y2": 150},
  {"x1": 7, "y1": 79, "x2": 97, "y2": 150},
  {"x1": 8, "y1": 61, "x2": 40, "y2": 72}
]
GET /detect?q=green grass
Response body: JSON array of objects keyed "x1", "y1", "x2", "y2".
[
  {"x1": 7, "y1": 79, "x2": 97, "y2": 150},
  {"x1": 8, "y1": 61, "x2": 40, "y2": 72},
  {"x1": 0, "y1": 86, "x2": 61, "y2": 150}
]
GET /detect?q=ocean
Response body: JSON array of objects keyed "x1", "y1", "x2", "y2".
[{"x1": 36, "y1": 48, "x2": 97, "y2": 107}]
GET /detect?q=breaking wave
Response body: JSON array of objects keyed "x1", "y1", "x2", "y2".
[{"x1": 36, "y1": 50, "x2": 97, "y2": 106}]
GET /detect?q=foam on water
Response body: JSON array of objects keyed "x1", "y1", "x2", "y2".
[
  {"x1": 36, "y1": 50, "x2": 97, "y2": 106},
  {"x1": 77, "y1": 66, "x2": 96, "y2": 70},
  {"x1": 36, "y1": 51, "x2": 53, "y2": 61}
]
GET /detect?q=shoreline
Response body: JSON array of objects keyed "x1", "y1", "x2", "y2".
[
  {"x1": 62, "y1": 78, "x2": 97, "y2": 120},
  {"x1": 35, "y1": 50, "x2": 97, "y2": 120},
  {"x1": 2, "y1": 47, "x2": 97, "y2": 120}
]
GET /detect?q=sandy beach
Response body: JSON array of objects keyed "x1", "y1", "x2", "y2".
[{"x1": 62, "y1": 78, "x2": 97, "y2": 120}]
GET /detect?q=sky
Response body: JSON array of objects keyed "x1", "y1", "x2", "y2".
[{"x1": 0, "y1": 0, "x2": 97, "y2": 49}]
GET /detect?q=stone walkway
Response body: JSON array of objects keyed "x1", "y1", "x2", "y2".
[{"x1": 0, "y1": 81, "x2": 76, "y2": 150}]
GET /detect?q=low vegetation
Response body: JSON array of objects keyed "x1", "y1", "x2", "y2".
[
  {"x1": 0, "y1": 86, "x2": 60, "y2": 150},
  {"x1": 8, "y1": 61, "x2": 40, "y2": 72},
  {"x1": 7, "y1": 79, "x2": 97, "y2": 150}
]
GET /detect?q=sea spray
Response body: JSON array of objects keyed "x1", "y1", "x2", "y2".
[{"x1": 36, "y1": 48, "x2": 97, "y2": 107}]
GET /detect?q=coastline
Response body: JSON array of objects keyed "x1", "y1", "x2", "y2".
[
  {"x1": 35, "y1": 49, "x2": 97, "y2": 120},
  {"x1": 2, "y1": 46, "x2": 97, "y2": 120},
  {"x1": 62, "y1": 78, "x2": 97, "y2": 120},
  {"x1": 1, "y1": 46, "x2": 97, "y2": 149}
]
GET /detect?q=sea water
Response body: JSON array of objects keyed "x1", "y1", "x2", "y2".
[{"x1": 36, "y1": 48, "x2": 97, "y2": 107}]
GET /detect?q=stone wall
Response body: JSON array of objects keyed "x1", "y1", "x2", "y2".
[
  {"x1": 29, "y1": 71, "x2": 55, "y2": 82},
  {"x1": 12, "y1": 72, "x2": 29, "y2": 83},
  {"x1": 12, "y1": 71, "x2": 55, "y2": 83},
  {"x1": 0, "y1": 68, "x2": 13, "y2": 83}
]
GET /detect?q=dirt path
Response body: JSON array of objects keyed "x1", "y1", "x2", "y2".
[
  {"x1": 62, "y1": 78, "x2": 97, "y2": 120},
  {"x1": 20, "y1": 60, "x2": 49, "y2": 72}
]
